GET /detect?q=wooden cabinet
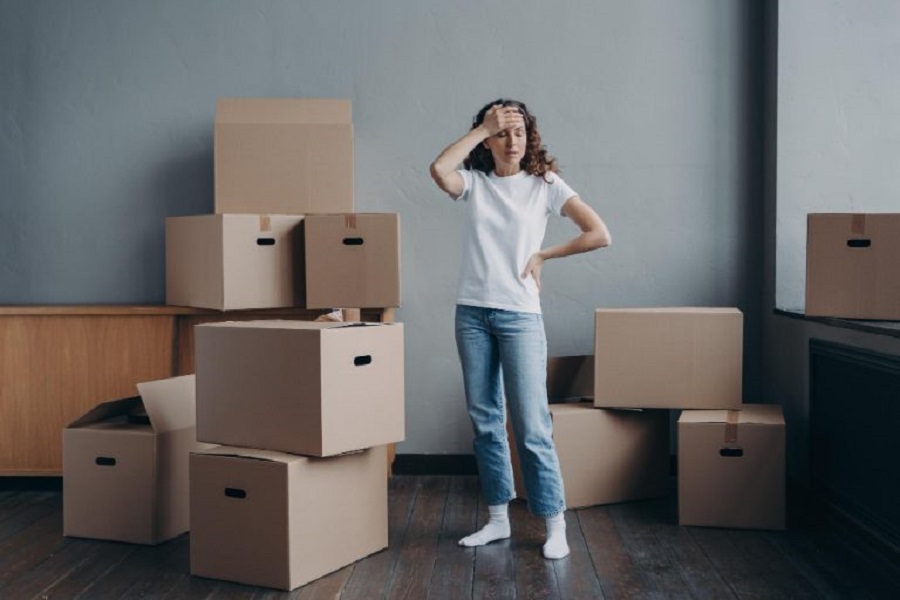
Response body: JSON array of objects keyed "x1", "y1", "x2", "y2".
[{"x1": 0, "y1": 306, "x2": 394, "y2": 476}]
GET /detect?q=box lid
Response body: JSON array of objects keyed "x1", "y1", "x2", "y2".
[
  {"x1": 196, "y1": 320, "x2": 397, "y2": 332},
  {"x1": 596, "y1": 307, "x2": 742, "y2": 316},
  {"x1": 678, "y1": 404, "x2": 784, "y2": 425},
  {"x1": 550, "y1": 402, "x2": 651, "y2": 417},
  {"x1": 216, "y1": 98, "x2": 351, "y2": 125},
  {"x1": 304, "y1": 212, "x2": 397, "y2": 221},
  {"x1": 193, "y1": 445, "x2": 305, "y2": 465},
  {"x1": 135, "y1": 374, "x2": 198, "y2": 433},
  {"x1": 808, "y1": 212, "x2": 900, "y2": 231},
  {"x1": 65, "y1": 375, "x2": 196, "y2": 433},
  {"x1": 66, "y1": 396, "x2": 145, "y2": 429}
]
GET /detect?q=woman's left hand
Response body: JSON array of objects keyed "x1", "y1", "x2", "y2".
[{"x1": 522, "y1": 253, "x2": 546, "y2": 290}]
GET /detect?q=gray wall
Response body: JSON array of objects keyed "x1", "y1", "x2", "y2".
[
  {"x1": 775, "y1": 0, "x2": 900, "y2": 311},
  {"x1": 1, "y1": 1, "x2": 764, "y2": 455},
  {"x1": 764, "y1": 0, "x2": 900, "y2": 482}
]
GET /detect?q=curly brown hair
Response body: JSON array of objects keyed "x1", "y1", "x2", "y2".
[{"x1": 463, "y1": 98, "x2": 559, "y2": 179}]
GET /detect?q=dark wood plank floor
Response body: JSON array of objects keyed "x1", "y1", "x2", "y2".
[{"x1": 0, "y1": 476, "x2": 898, "y2": 599}]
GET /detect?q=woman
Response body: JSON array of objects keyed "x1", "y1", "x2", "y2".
[{"x1": 429, "y1": 99, "x2": 611, "y2": 559}]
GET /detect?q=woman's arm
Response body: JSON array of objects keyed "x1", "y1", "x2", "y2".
[
  {"x1": 429, "y1": 105, "x2": 523, "y2": 197},
  {"x1": 521, "y1": 195, "x2": 611, "y2": 289}
]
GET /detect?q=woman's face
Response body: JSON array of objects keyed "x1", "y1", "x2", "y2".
[{"x1": 484, "y1": 123, "x2": 527, "y2": 170}]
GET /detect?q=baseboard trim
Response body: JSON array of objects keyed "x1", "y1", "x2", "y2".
[
  {"x1": 391, "y1": 454, "x2": 679, "y2": 477},
  {"x1": 392, "y1": 454, "x2": 477, "y2": 475},
  {"x1": 0, "y1": 476, "x2": 62, "y2": 491}
]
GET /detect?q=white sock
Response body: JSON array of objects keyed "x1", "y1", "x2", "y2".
[
  {"x1": 543, "y1": 512, "x2": 570, "y2": 559},
  {"x1": 459, "y1": 503, "x2": 511, "y2": 547}
]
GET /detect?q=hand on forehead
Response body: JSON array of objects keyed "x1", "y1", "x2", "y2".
[{"x1": 499, "y1": 106, "x2": 525, "y2": 124}]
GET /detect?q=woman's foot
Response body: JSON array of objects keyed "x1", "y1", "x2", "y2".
[
  {"x1": 459, "y1": 503, "x2": 511, "y2": 547},
  {"x1": 543, "y1": 512, "x2": 570, "y2": 559}
]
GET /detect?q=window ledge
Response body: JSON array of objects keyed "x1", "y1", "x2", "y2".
[{"x1": 774, "y1": 308, "x2": 900, "y2": 340}]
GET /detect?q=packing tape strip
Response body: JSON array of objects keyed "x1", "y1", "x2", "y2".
[
  {"x1": 851, "y1": 213, "x2": 866, "y2": 235},
  {"x1": 344, "y1": 213, "x2": 358, "y2": 229},
  {"x1": 259, "y1": 215, "x2": 271, "y2": 232},
  {"x1": 724, "y1": 410, "x2": 739, "y2": 444}
]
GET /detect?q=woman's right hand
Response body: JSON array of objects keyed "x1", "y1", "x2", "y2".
[{"x1": 480, "y1": 105, "x2": 525, "y2": 137}]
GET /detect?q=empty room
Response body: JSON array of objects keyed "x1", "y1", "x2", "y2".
[{"x1": 2, "y1": 1, "x2": 899, "y2": 598}]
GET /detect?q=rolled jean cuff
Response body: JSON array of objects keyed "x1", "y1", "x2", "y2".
[{"x1": 530, "y1": 502, "x2": 567, "y2": 518}]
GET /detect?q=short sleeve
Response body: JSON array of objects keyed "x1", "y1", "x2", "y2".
[
  {"x1": 547, "y1": 173, "x2": 577, "y2": 216},
  {"x1": 454, "y1": 169, "x2": 473, "y2": 201}
]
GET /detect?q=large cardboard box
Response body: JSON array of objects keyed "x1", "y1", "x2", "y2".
[
  {"x1": 63, "y1": 375, "x2": 210, "y2": 544},
  {"x1": 594, "y1": 308, "x2": 743, "y2": 410},
  {"x1": 678, "y1": 404, "x2": 785, "y2": 530},
  {"x1": 195, "y1": 320, "x2": 404, "y2": 456},
  {"x1": 166, "y1": 214, "x2": 304, "y2": 311},
  {"x1": 302, "y1": 213, "x2": 401, "y2": 309},
  {"x1": 214, "y1": 98, "x2": 353, "y2": 215},
  {"x1": 190, "y1": 445, "x2": 387, "y2": 591},
  {"x1": 510, "y1": 403, "x2": 670, "y2": 509},
  {"x1": 806, "y1": 213, "x2": 900, "y2": 319}
]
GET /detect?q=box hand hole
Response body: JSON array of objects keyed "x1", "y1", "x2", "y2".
[
  {"x1": 224, "y1": 487, "x2": 247, "y2": 499},
  {"x1": 256, "y1": 238, "x2": 276, "y2": 246},
  {"x1": 354, "y1": 355, "x2": 372, "y2": 366},
  {"x1": 342, "y1": 237, "x2": 364, "y2": 246},
  {"x1": 719, "y1": 447, "x2": 744, "y2": 458},
  {"x1": 95, "y1": 456, "x2": 116, "y2": 466},
  {"x1": 846, "y1": 239, "x2": 871, "y2": 248}
]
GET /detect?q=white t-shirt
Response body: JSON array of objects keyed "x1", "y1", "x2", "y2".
[{"x1": 453, "y1": 169, "x2": 577, "y2": 314}]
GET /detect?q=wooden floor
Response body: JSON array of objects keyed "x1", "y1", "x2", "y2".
[{"x1": 1, "y1": 476, "x2": 898, "y2": 599}]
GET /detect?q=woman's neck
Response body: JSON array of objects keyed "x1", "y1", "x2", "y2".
[{"x1": 493, "y1": 163, "x2": 522, "y2": 177}]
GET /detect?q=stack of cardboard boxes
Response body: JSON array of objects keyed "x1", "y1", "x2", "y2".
[
  {"x1": 189, "y1": 319, "x2": 403, "y2": 590},
  {"x1": 166, "y1": 98, "x2": 400, "y2": 312},
  {"x1": 64, "y1": 97, "x2": 405, "y2": 591},
  {"x1": 511, "y1": 307, "x2": 786, "y2": 531},
  {"x1": 593, "y1": 308, "x2": 785, "y2": 530},
  {"x1": 181, "y1": 98, "x2": 404, "y2": 591}
]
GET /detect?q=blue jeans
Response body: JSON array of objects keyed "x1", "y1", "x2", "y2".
[{"x1": 455, "y1": 304, "x2": 566, "y2": 517}]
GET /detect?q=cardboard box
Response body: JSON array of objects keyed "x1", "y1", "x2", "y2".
[
  {"x1": 594, "y1": 308, "x2": 743, "y2": 410},
  {"x1": 678, "y1": 404, "x2": 785, "y2": 530},
  {"x1": 195, "y1": 320, "x2": 404, "y2": 456},
  {"x1": 510, "y1": 403, "x2": 670, "y2": 508},
  {"x1": 303, "y1": 213, "x2": 401, "y2": 309},
  {"x1": 165, "y1": 214, "x2": 304, "y2": 311},
  {"x1": 806, "y1": 213, "x2": 900, "y2": 319},
  {"x1": 190, "y1": 445, "x2": 387, "y2": 591},
  {"x1": 214, "y1": 98, "x2": 353, "y2": 215},
  {"x1": 546, "y1": 355, "x2": 594, "y2": 402},
  {"x1": 63, "y1": 375, "x2": 210, "y2": 544}
]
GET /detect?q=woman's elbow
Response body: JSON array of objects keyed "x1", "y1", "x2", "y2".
[
  {"x1": 429, "y1": 161, "x2": 448, "y2": 187},
  {"x1": 590, "y1": 225, "x2": 611, "y2": 250},
  {"x1": 599, "y1": 230, "x2": 612, "y2": 248}
]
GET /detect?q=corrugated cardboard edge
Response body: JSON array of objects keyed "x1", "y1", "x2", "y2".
[
  {"x1": 66, "y1": 396, "x2": 144, "y2": 428},
  {"x1": 193, "y1": 445, "x2": 373, "y2": 465},
  {"x1": 594, "y1": 307, "x2": 742, "y2": 315},
  {"x1": 196, "y1": 320, "x2": 396, "y2": 332},
  {"x1": 137, "y1": 374, "x2": 198, "y2": 432},
  {"x1": 677, "y1": 404, "x2": 784, "y2": 426}
]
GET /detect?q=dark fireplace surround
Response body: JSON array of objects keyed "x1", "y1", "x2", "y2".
[{"x1": 809, "y1": 339, "x2": 900, "y2": 563}]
